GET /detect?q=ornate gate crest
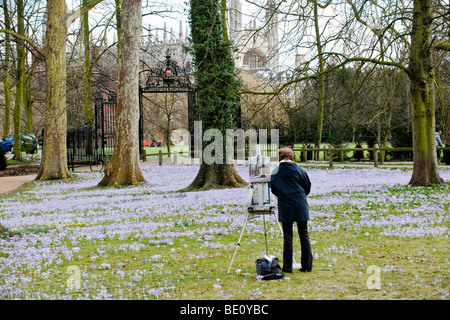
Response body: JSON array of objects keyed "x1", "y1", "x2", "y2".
[
  {"x1": 139, "y1": 49, "x2": 196, "y2": 157},
  {"x1": 141, "y1": 49, "x2": 193, "y2": 93}
]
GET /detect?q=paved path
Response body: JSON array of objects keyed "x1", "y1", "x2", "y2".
[
  {"x1": 0, "y1": 174, "x2": 38, "y2": 195},
  {"x1": 0, "y1": 157, "x2": 172, "y2": 195}
]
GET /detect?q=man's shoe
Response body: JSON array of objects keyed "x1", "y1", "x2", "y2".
[
  {"x1": 299, "y1": 268, "x2": 312, "y2": 272},
  {"x1": 282, "y1": 269, "x2": 292, "y2": 273}
]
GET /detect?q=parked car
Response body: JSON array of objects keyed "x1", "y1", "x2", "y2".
[{"x1": 0, "y1": 133, "x2": 39, "y2": 154}]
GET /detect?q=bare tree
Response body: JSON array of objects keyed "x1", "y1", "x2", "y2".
[
  {"x1": 1, "y1": 0, "x2": 12, "y2": 139},
  {"x1": 253, "y1": 0, "x2": 450, "y2": 186},
  {"x1": 143, "y1": 92, "x2": 186, "y2": 156},
  {"x1": 98, "y1": 0, "x2": 145, "y2": 186},
  {"x1": 12, "y1": 0, "x2": 26, "y2": 160},
  {"x1": 0, "y1": 0, "x2": 103, "y2": 179}
]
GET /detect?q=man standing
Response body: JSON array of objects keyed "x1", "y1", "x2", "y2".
[{"x1": 435, "y1": 131, "x2": 444, "y2": 162}]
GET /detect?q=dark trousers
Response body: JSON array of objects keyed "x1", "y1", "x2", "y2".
[{"x1": 281, "y1": 221, "x2": 313, "y2": 271}]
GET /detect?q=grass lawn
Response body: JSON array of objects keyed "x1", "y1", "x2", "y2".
[
  {"x1": 292, "y1": 142, "x2": 400, "y2": 162},
  {"x1": 143, "y1": 145, "x2": 189, "y2": 157},
  {"x1": 0, "y1": 164, "x2": 448, "y2": 300}
]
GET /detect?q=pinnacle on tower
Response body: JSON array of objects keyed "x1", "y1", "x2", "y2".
[{"x1": 164, "y1": 22, "x2": 167, "y2": 44}]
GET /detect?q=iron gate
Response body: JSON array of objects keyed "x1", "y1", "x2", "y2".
[
  {"x1": 139, "y1": 49, "x2": 196, "y2": 155},
  {"x1": 67, "y1": 50, "x2": 196, "y2": 170},
  {"x1": 66, "y1": 91, "x2": 117, "y2": 170}
]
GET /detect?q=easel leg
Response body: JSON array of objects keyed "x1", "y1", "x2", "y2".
[
  {"x1": 227, "y1": 213, "x2": 250, "y2": 273},
  {"x1": 263, "y1": 214, "x2": 268, "y2": 256}
]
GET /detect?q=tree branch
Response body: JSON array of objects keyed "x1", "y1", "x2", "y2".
[
  {"x1": 0, "y1": 29, "x2": 45, "y2": 57},
  {"x1": 240, "y1": 57, "x2": 408, "y2": 96},
  {"x1": 435, "y1": 41, "x2": 450, "y2": 51},
  {"x1": 307, "y1": 0, "x2": 333, "y2": 9},
  {"x1": 66, "y1": 0, "x2": 105, "y2": 28}
]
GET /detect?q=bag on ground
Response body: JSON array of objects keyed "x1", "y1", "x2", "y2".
[{"x1": 256, "y1": 257, "x2": 284, "y2": 280}]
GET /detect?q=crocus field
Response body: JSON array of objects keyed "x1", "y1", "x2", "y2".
[{"x1": 0, "y1": 164, "x2": 449, "y2": 300}]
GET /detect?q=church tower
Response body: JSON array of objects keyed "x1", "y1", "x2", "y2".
[
  {"x1": 228, "y1": 0, "x2": 280, "y2": 75},
  {"x1": 265, "y1": 0, "x2": 279, "y2": 73},
  {"x1": 229, "y1": 0, "x2": 242, "y2": 41}
]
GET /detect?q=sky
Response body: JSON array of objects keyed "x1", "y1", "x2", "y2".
[
  {"x1": 3, "y1": 0, "x2": 410, "y2": 72},
  {"x1": 64, "y1": 0, "x2": 321, "y2": 71},
  {"x1": 67, "y1": 0, "x2": 265, "y2": 47},
  {"x1": 66, "y1": 0, "x2": 189, "y2": 45}
]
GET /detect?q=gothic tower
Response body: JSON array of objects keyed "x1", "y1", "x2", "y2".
[
  {"x1": 265, "y1": 0, "x2": 279, "y2": 73},
  {"x1": 228, "y1": 0, "x2": 280, "y2": 75},
  {"x1": 229, "y1": 0, "x2": 242, "y2": 41}
]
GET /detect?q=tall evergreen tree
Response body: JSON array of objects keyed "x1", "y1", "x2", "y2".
[{"x1": 188, "y1": 0, "x2": 246, "y2": 189}]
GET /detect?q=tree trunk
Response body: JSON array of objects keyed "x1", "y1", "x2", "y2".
[
  {"x1": 446, "y1": 113, "x2": 450, "y2": 143},
  {"x1": 408, "y1": 0, "x2": 444, "y2": 186},
  {"x1": 115, "y1": 0, "x2": 121, "y2": 56},
  {"x1": 2, "y1": 0, "x2": 11, "y2": 139},
  {"x1": 165, "y1": 122, "x2": 171, "y2": 157},
  {"x1": 379, "y1": 40, "x2": 393, "y2": 164},
  {"x1": 83, "y1": 0, "x2": 93, "y2": 154},
  {"x1": 188, "y1": 0, "x2": 246, "y2": 190},
  {"x1": 188, "y1": 163, "x2": 246, "y2": 189},
  {"x1": 220, "y1": 0, "x2": 229, "y2": 42},
  {"x1": 13, "y1": 0, "x2": 25, "y2": 160},
  {"x1": 36, "y1": 0, "x2": 73, "y2": 180},
  {"x1": 98, "y1": 0, "x2": 145, "y2": 187},
  {"x1": 314, "y1": 3, "x2": 325, "y2": 156},
  {"x1": 165, "y1": 94, "x2": 171, "y2": 157},
  {"x1": 83, "y1": 0, "x2": 92, "y2": 127},
  {"x1": 24, "y1": 52, "x2": 33, "y2": 134}
]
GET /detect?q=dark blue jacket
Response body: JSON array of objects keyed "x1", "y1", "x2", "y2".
[{"x1": 270, "y1": 162, "x2": 311, "y2": 222}]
